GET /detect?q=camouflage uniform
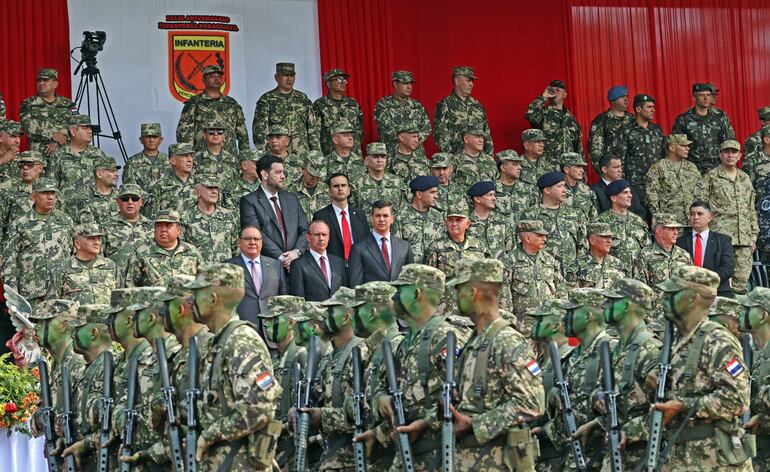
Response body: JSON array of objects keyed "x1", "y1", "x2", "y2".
[
  {"x1": 47, "y1": 247, "x2": 117, "y2": 306},
  {"x1": 181, "y1": 204, "x2": 239, "y2": 264},
  {"x1": 64, "y1": 184, "x2": 119, "y2": 225},
  {"x1": 123, "y1": 123, "x2": 170, "y2": 190},
  {"x1": 565, "y1": 252, "x2": 627, "y2": 289},
  {"x1": 646, "y1": 155, "x2": 704, "y2": 226},
  {"x1": 103, "y1": 216, "x2": 154, "y2": 288},
  {"x1": 594, "y1": 210, "x2": 651, "y2": 269},
  {"x1": 741, "y1": 129, "x2": 770, "y2": 198},
  {"x1": 434, "y1": 91, "x2": 492, "y2": 154},
  {"x1": 388, "y1": 150, "x2": 431, "y2": 186},
  {"x1": 325, "y1": 149, "x2": 366, "y2": 178},
  {"x1": 467, "y1": 211, "x2": 515, "y2": 260},
  {"x1": 521, "y1": 204, "x2": 586, "y2": 270},
  {"x1": 145, "y1": 170, "x2": 197, "y2": 217},
  {"x1": 351, "y1": 171, "x2": 405, "y2": 211},
  {"x1": 564, "y1": 180, "x2": 598, "y2": 223},
  {"x1": 613, "y1": 120, "x2": 666, "y2": 201},
  {"x1": 588, "y1": 110, "x2": 634, "y2": 173},
  {"x1": 632, "y1": 241, "x2": 693, "y2": 289},
  {"x1": 0, "y1": 177, "x2": 34, "y2": 244},
  {"x1": 743, "y1": 107, "x2": 770, "y2": 157},
  {"x1": 223, "y1": 176, "x2": 260, "y2": 212},
  {"x1": 313, "y1": 95, "x2": 364, "y2": 157},
  {"x1": 525, "y1": 96, "x2": 583, "y2": 170},
  {"x1": 495, "y1": 179, "x2": 538, "y2": 222},
  {"x1": 48, "y1": 143, "x2": 108, "y2": 198},
  {"x1": 671, "y1": 107, "x2": 736, "y2": 175},
  {"x1": 394, "y1": 204, "x2": 445, "y2": 263},
  {"x1": 193, "y1": 148, "x2": 240, "y2": 195},
  {"x1": 452, "y1": 151, "x2": 497, "y2": 189},
  {"x1": 374, "y1": 79, "x2": 431, "y2": 155},
  {"x1": 20, "y1": 83, "x2": 75, "y2": 154},
  {"x1": 176, "y1": 92, "x2": 250, "y2": 156},
  {"x1": 251, "y1": 84, "x2": 320, "y2": 156}
]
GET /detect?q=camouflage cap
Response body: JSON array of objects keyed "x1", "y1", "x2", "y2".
[
  {"x1": 37, "y1": 68, "x2": 59, "y2": 80},
  {"x1": 158, "y1": 274, "x2": 196, "y2": 302},
  {"x1": 304, "y1": 151, "x2": 326, "y2": 179},
  {"x1": 70, "y1": 304, "x2": 110, "y2": 328},
  {"x1": 104, "y1": 288, "x2": 145, "y2": 314},
  {"x1": 397, "y1": 122, "x2": 421, "y2": 134},
  {"x1": 561, "y1": 287, "x2": 606, "y2": 310},
  {"x1": 391, "y1": 264, "x2": 446, "y2": 292},
  {"x1": 496, "y1": 150, "x2": 525, "y2": 163},
  {"x1": 320, "y1": 286, "x2": 357, "y2": 308},
  {"x1": 239, "y1": 148, "x2": 261, "y2": 162},
  {"x1": 516, "y1": 219, "x2": 548, "y2": 235},
  {"x1": 276, "y1": 62, "x2": 296, "y2": 75},
  {"x1": 366, "y1": 142, "x2": 387, "y2": 156},
  {"x1": 0, "y1": 120, "x2": 23, "y2": 136},
  {"x1": 720, "y1": 140, "x2": 740, "y2": 151},
  {"x1": 586, "y1": 222, "x2": 612, "y2": 236},
  {"x1": 185, "y1": 263, "x2": 244, "y2": 289},
  {"x1": 261, "y1": 295, "x2": 305, "y2": 319},
  {"x1": 462, "y1": 124, "x2": 485, "y2": 136},
  {"x1": 154, "y1": 209, "x2": 181, "y2": 224},
  {"x1": 140, "y1": 123, "x2": 162, "y2": 137},
  {"x1": 392, "y1": 70, "x2": 415, "y2": 83},
  {"x1": 352, "y1": 281, "x2": 397, "y2": 307},
  {"x1": 710, "y1": 295, "x2": 744, "y2": 319},
  {"x1": 268, "y1": 124, "x2": 289, "y2": 136},
  {"x1": 667, "y1": 134, "x2": 692, "y2": 146},
  {"x1": 195, "y1": 173, "x2": 220, "y2": 188},
  {"x1": 657, "y1": 266, "x2": 719, "y2": 297},
  {"x1": 522, "y1": 129, "x2": 546, "y2": 142},
  {"x1": 32, "y1": 178, "x2": 58, "y2": 193},
  {"x1": 323, "y1": 68, "x2": 349, "y2": 82},
  {"x1": 561, "y1": 152, "x2": 586, "y2": 167},
  {"x1": 94, "y1": 155, "x2": 121, "y2": 170},
  {"x1": 758, "y1": 106, "x2": 770, "y2": 121},
  {"x1": 74, "y1": 222, "x2": 104, "y2": 238},
  {"x1": 692, "y1": 82, "x2": 715, "y2": 93},
  {"x1": 530, "y1": 299, "x2": 567, "y2": 318},
  {"x1": 117, "y1": 183, "x2": 145, "y2": 198},
  {"x1": 125, "y1": 286, "x2": 167, "y2": 311},
  {"x1": 169, "y1": 143, "x2": 195, "y2": 156},
  {"x1": 290, "y1": 301, "x2": 326, "y2": 323},
  {"x1": 737, "y1": 286, "x2": 770, "y2": 312},
  {"x1": 29, "y1": 299, "x2": 79, "y2": 321},
  {"x1": 69, "y1": 114, "x2": 95, "y2": 127},
  {"x1": 761, "y1": 125, "x2": 770, "y2": 139},
  {"x1": 653, "y1": 213, "x2": 684, "y2": 228},
  {"x1": 430, "y1": 152, "x2": 454, "y2": 168},
  {"x1": 17, "y1": 150, "x2": 44, "y2": 164},
  {"x1": 331, "y1": 121, "x2": 355, "y2": 135},
  {"x1": 203, "y1": 121, "x2": 225, "y2": 131},
  {"x1": 550, "y1": 79, "x2": 567, "y2": 90},
  {"x1": 202, "y1": 65, "x2": 223, "y2": 75},
  {"x1": 446, "y1": 258, "x2": 504, "y2": 287},
  {"x1": 452, "y1": 66, "x2": 478, "y2": 79},
  {"x1": 445, "y1": 197, "x2": 470, "y2": 218},
  {"x1": 602, "y1": 278, "x2": 655, "y2": 310}
]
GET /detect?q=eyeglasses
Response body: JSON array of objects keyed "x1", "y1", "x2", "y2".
[
  {"x1": 333, "y1": 77, "x2": 348, "y2": 83},
  {"x1": 240, "y1": 237, "x2": 263, "y2": 242},
  {"x1": 119, "y1": 195, "x2": 141, "y2": 202},
  {"x1": 207, "y1": 130, "x2": 225, "y2": 136}
]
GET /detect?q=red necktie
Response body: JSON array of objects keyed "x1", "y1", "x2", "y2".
[
  {"x1": 319, "y1": 255, "x2": 329, "y2": 286},
  {"x1": 270, "y1": 196, "x2": 287, "y2": 250},
  {"x1": 340, "y1": 209, "x2": 353, "y2": 260},
  {"x1": 381, "y1": 237, "x2": 391, "y2": 272},
  {"x1": 694, "y1": 233, "x2": 703, "y2": 267}
]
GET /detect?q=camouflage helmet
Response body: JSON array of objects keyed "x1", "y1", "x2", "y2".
[
  {"x1": 320, "y1": 286, "x2": 357, "y2": 308},
  {"x1": 158, "y1": 274, "x2": 196, "y2": 302},
  {"x1": 260, "y1": 295, "x2": 305, "y2": 319},
  {"x1": 530, "y1": 299, "x2": 567, "y2": 319},
  {"x1": 657, "y1": 266, "x2": 719, "y2": 297},
  {"x1": 104, "y1": 288, "x2": 146, "y2": 315},
  {"x1": 446, "y1": 258, "x2": 504, "y2": 287},
  {"x1": 737, "y1": 286, "x2": 770, "y2": 313},
  {"x1": 70, "y1": 304, "x2": 110, "y2": 329},
  {"x1": 184, "y1": 263, "x2": 244, "y2": 289},
  {"x1": 290, "y1": 301, "x2": 326, "y2": 323},
  {"x1": 710, "y1": 296, "x2": 744, "y2": 320},
  {"x1": 561, "y1": 288, "x2": 607, "y2": 310},
  {"x1": 29, "y1": 299, "x2": 79, "y2": 321},
  {"x1": 352, "y1": 281, "x2": 397, "y2": 308},
  {"x1": 391, "y1": 264, "x2": 445, "y2": 293},
  {"x1": 602, "y1": 278, "x2": 655, "y2": 310},
  {"x1": 125, "y1": 286, "x2": 167, "y2": 312}
]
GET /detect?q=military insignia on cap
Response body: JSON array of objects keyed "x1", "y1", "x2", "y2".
[
  {"x1": 255, "y1": 372, "x2": 274, "y2": 390},
  {"x1": 725, "y1": 358, "x2": 744, "y2": 377}
]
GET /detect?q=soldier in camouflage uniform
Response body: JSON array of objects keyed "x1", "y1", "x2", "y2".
[
  {"x1": 565, "y1": 222, "x2": 627, "y2": 289},
  {"x1": 703, "y1": 140, "x2": 758, "y2": 295},
  {"x1": 0, "y1": 119, "x2": 22, "y2": 180},
  {"x1": 123, "y1": 123, "x2": 169, "y2": 191},
  {"x1": 646, "y1": 134, "x2": 704, "y2": 226},
  {"x1": 185, "y1": 263, "x2": 282, "y2": 470},
  {"x1": 525, "y1": 80, "x2": 583, "y2": 171},
  {"x1": 588, "y1": 85, "x2": 634, "y2": 174},
  {"x1": 63, "y1": 155, "x2": 120, "y2": 224},
  {"x1": 266, "y1": 124, "x2": 304, "y2": 184},
  {"x1": 430, "y1": 153, "x2": 466, "y2": 215},
  {"x1": 654, "y1": 266, "x2": 752, "y2": 471},
  {"x1": 612, "y1": 93, "x2": 666, "y2": 204},
  {"x1": 252, "y1": 62, "x2": 320, "y2": 156},
  {"x1": 519, "y1": 129, "x2": 550, "y2": 188},
  {"x1": 181, "y1": 174, "x2": 238, "y2": 264},
  {"x1": 176, "y1": 65, "x2": 249, "y2": 156},
  {"x1": 47, "y1": 223, "x2": 117, "y2": 305},
  {"x1": 125, "y1": 210, "x2": 204, "y2": 287},
  {"x1": 452, "y1": 125, "x2": 497, "y2": 189},
  {"x1": 288, "y1": 151, "x2": 330, "y2": 222},
  {"x1": 0, "y1": 92, "x2": 5, "y2": 118},
  {"x1": 48, "y1": 114, "x2": 108, "y2": 195},
  {"x1": 351, "y1": 142, "x2": 405, "y2": 211},
  {"x1": 325, "y1": 121, "x2": 366, "y2": 178},
  {"x1": 103, "y1": 184, "x2": 154, "y2": 286},
  {"x1": 633, "y1": 214, "x2": 692, "y2": 290},
  {"x1": 594, "y1": 179, "x2": 651, "y2": 269},
  {"x1": 314, "y1": 69, "x2": 364, "y2": 157},
  {"x1": 394, "y1": 176, "x2": 444, "y2": 263},
  {"x1": 0, "y1": 150, "x2": 45, "y2": 243},
  {"x1": 145, "y1": 142, "x2": 197, "y2": 217},
  {"x1": 20, "y1": 68, "x2": 75, "y2": 156},
  {"x1": 707, "y1": 295, "x2": 743, "y2": 340},
  {"x1": 224, "y1": 148, "x2": 261, "y2": 212},
  {"x1": 434, "y1": 66, "x2": 492, "y2": 154},
  {"x1": 194, "y1": 121, "x2": 240, "y2": 195},
  {"x1": 2, "y1": 178, "x2": 73, "y2": 304},
  {"x1": 447, "y1": 258, "x2": 545, "y2": 471},
  {"x1": 374, "y1": 70, "x2": 431, "y2": 156},
  {"x1": 561, "y1": 153, "x2": 598, "y2": 222},
  {"x1": 389, "y1": 122, "x2": 431, "y2": 185},
  {"x1": 493, "y1": 150, "x2": 538, "y2": 222},
  {"x1": 466, "y1": 181, "x2": 515, "y2": 259},
  {"x1": 671, "y1": 83, "x2": 736, "y2": 175},
  {"x1": 743, "y1": 106, "x2": 770, "y2": 158},
  {"x1": 741, "y1": 125, "x2": 770, "y2": 198}
]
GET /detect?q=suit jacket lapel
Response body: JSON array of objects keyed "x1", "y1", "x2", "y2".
[
  {"x1": 704, "y1": 232, "x2": 717, "y2": 263},
  {"x1": 367, "y1": 235, "x2": 389, "y2": 274},
  {"x1": 389, "y1": 237, "x2": 403, "y2": 278},
  {"x1": 240, "y1": 258, "x2": 257, "y2": 293},
  {"x1": 257, "y1": 191, "x2": 282, "y2": 232},
  {"x1": 307, "y1": 254, "x2": 330, "y2": 289}
]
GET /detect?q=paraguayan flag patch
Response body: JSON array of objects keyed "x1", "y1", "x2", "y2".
[
  {"x1": 526, "y1": 360, "x2": 542, "y2": 376},
  {"x1": 725, "y1": 358, "x2": 744, "y2": 377},
  {"x1": 256, "y1": 372, "x2": 274, "y2": 390}
]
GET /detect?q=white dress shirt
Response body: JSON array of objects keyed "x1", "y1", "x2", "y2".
[
  {"x1": 373, "y1": 231, "x2": 392, "y2": 267},
  {"x1": 309, "y1": 248, "x2": 331, "y2": 287},
  {"x1": 332, "y1": 203, "x2": 355, "y2": 243}
]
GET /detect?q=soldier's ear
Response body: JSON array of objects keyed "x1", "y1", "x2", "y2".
[{"x1": 90, "y1": 326, "x2": 99, "y2": 340}]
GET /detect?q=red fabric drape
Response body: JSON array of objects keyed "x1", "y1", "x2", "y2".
[{"x1": 0, "y1": 0, "x2": 71, "y2": 128}]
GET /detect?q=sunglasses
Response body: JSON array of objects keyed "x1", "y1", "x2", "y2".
[
  {"x1": 119, "y1": 195, "x2": 141, "y2": 202},
  {"x1": 207, "y1": 130, "x2": 225, "y2": 136}
]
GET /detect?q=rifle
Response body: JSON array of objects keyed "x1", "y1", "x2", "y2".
[
  {"x1": 441, "y1": 332, "x2": 456, "y2": 472},
  {"x1": 351, "y1": 346, "x2": 367, "y2": 472},
  {"x1": 61, "y1": 364, "x2": 77, "y2": 472},
  {"x1": 99, "y1": 351, "x2": 115, "y2": 472},
  {"x1": 599, "y1": 341, "x2": 622, "y2": 472},
  {"x1": 155, "y1": 337, "x2": 185, "y2": 472},
  {"x1": 644, "y1": 319, "x2": 673, "y2": 472},
  {"x1": 186, "y1": 336, "x2": 200, "y2": 472},
  {"x1": 548, "y1": 341, "x2": 587, "y2": 472},
  {"x1": 743, "y1": 331, "x2": 753, "y2": 425},
  {"x1": 382, "y1": 339, "x2": 415, "y2": 472},
  {"x1": 120, "y1": 356, "x2": 139, "y2": 472},
  {"x1": 295, "y1": 335, "x2": 319, "y2": 472},
  {"x1": 37, "y1": 360, "x2": 59, "y2": 471}
]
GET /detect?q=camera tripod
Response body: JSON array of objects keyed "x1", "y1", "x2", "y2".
[{"x1": 73, "y1": 55, "x2": 128, "y2": 161}]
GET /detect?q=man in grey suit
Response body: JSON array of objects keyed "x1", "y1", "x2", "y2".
[
  {"x1": 289, "y1": 220, "x2": 347, "y2": 301},
  {"x1": 240, "y1": 154, "x2": 308, "y2": 270},
  {"x1": 226, "y1": 225, "x2": 287, "y2": 327},
  {"x1": 348, "y1": 200, "x2": 414, "y2": 286}
]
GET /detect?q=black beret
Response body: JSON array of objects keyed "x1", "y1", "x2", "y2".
[
  {"x1": 550, "y1": 80, "x2": 566, "y2": 90},
  {"x1": 605, "y1": 179, "x2": 631, "y2": 197},
  {"x1": 537, "y1": 171, "x2": 565, "y2": 190},
  {"x1": 467, "y1": 180, "x2": 496, "y2": 197},
  {"x1": 633, "y1": 94, "x2": 655, "y2": 108},
  {"x1": 409, "y1": 175, "x2": 439, "y2": 192}
]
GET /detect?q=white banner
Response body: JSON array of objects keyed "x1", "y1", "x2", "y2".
[{"x1": 67, "y1": 0, "x2": 322, "y2": 165}]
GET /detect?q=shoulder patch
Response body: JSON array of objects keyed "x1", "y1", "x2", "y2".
[
  {"x1": 255, "y1": 372, "x2": 274, "y2": 390},
  {"x1": 725, "y1": 358, "x2": 744, "y2": 377},
  {"x1": 526, "y1": 360, "x2": 542, "y2": 376}
]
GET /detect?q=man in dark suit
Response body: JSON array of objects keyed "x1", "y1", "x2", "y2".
[
  {"x1": 677, "y1": 200, "x2": 735, "y2": 297},
  {"x1": 240, "y1": 154, "x2": 308, "y2": 270},
  {"x1": 312, "y1": 172, "x2": 369, "y2": 262},
  {"x1": 289, "y1": 220, "x2": 347, "y2": 301},
  {"x1": 591, "y1": 153, "x2": 648, "y2": 219},
  {"x1": 225, "y1": 226, "x2": 287, "y2": 326},
  {"x1": 348, "y1": 200, "x2": 414, "y2": 286}
]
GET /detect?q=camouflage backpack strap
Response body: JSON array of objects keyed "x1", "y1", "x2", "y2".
[
  {"x1": 417, "y1": 315, "x2": 446, "y2": 410},
  {"x1": 278, "y1": 343, "x2": 301, "y2": 416},
  {"x1": 582, "y1": 334, "x2": 611, "y2": 396},
  {"x1": 208, "y1": 319, "x2": 256, "y2": 411},
  {"x1": 469, "y1": 319, "x2": 522, "y2": 412},
  {"x1": 683, "y1": 321, "x2": 721, "y2": 393},
  {"x1": 331, "y1": 337, "x2": 363, "y2": 407},
  {"x1": 618, "y1": 329, "x2": 654, "y2": 392}
]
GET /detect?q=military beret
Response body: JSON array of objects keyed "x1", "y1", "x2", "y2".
[
  {"x1": 323, "y1": 68, "x2": 349, "y2": 82},
  {"x1": 366, "y1": 142, "x2": 387, "y2": 156},
  {"x1": 125, "y1": 287, "x2": 167, "y2": 312},
  {"x1": 516, "y1": 219, "x2": 548, "y2": 235},
  {"x1": 550, "y1": 80, "x2": 566, "y2": 90},
  {"x1": 104, "y1": 288, "x2": 147, "y2": 314},
  {"x1": 445, "y1": 197, "x2": 470, "y2": 218},
  {"x1": 239, "y1": 149, "x2": 261, "y2": 162},
  {"x1": 195, "y1": 173, "x2": 220, "y2": 188},
  {"x1": 0, "y1": 120, "x2": 23, "y2": 136},
  {"x1": 602, "y1": 278, "x2": 655, "y2": 310},
  {"x1": 452, "y1": 66, "x2": 478, "y2": 79},
  {"x1": 607, "y1": 85, "x2": 628, "y2": 102},
  {"x1": 586, "y1": 222, "x2": 612, "y2": 236},
  {"x1": 463, "y1": 124, "x2": 485, "y2": 136},
  {"x1": 74, "y1": 222, "x2": 104, "y2": 238},
  {"x1": 522, "y1": 129, "x2": 546, "y2": 142},
  {"x1": 758, "y1": 106, "x2": 770, "y2": 121},
  {"x1": 70, "y1": 304, "x2": 110, "y2": 328},
  {"x1": 158, "y1": 274, "x2": 196, "y2": 302},
  {"x1": 391, "y1": 264, "x2": 445, "y2": 292},
  {"x1": 668, "y1": 134, "x2": 692, "y2": 146},
  {"x1": 711, "y1": 295, "x2": 744, "y2": 319},
  {"x1": 633, "y1": 94, "x2": 655, "y2": 108},
  {"x1": 397, "y1": 122, "x2": 420, "y2": 134},
  {"x1": 261, "y1": 295, "x2": 305, "y2": 319},
  {"x1": 737, "y1": 287, "x2": 770, "y2": 313},
  {"x1": 154, "y1": 209, "x2": 181, "y2": 224},
  {"x1": 331, "y1": 121, "x2": 355, "y2": 135},
  {"x1": 429, "y1": 153, "x2": 453, "y2": 168},
  {"x1": 496, "y1": 150, "x2": 525, "y2": 163},
  {"x1": 654, "y1": 213, "x2": 684, "y2": 228},
  {"x1": 276, "y1": 62, "x2": 296, "y2": 75},
  {"x1": 185, "y1": 263, "x2": 244, "y2": 289},
  {"x1": 37, "y1": 68, "x2": 58, "y2": 80},
  {"x1": 32, "y1": 178, "x2": 58, "y2": 193},
  {"x1": 561, "y1": 287, "x2": 606, "y2": 310},
  {"x1": 392, "y1": 70, "x2": 415, "y2": 83},
  {"x1": 29, "y1": 299, "x2": 79, "y2": 321},
  {"x1": 720, "y1": 140, "x2": 741, "y2": 151},
  {"x1": 320, "y1": 286, "x2": 357, "y2": 308},
  {"x1": 94, "y1": 155, "x2": 121, "y2": 170},
  {"x1": 692, "y1": 82, "x2": 715, "y2": 93},
  {"x1": 605, "y1": 179, "x2": 630, "y2": 197},
  {"x1": 447, "y1": 258, "x2": 504, "y2": 287},
  {"x1": 352, "y1": 281, "x2": 397, "y2": 307},
  {"x1": 69, "y1": 114, "x2": 95, "y2": 127},
  {"x1": 657, "y1": 266, "x2": 719, "y2": 297},
  {"x1": 467, "y1": 180, "x2": 495, "y2": 197},
  {"x1": 202, "y1": 65, "x2": 223, "y2": 75},
  {"x1": 203, "y1": 121, "x2": 225, "y2": 131},
  {"x1": 290, "y1": 301, "x2": 326, "y2": 323},
  {"x1": 537, "y1": 171, "x2": 565, "y2": 190},
  {"x1": 140, "y1": 123, "x2": 162, "y2": 137},
  {"x1": 268, "y1": 124, "x2": 289, "y2": 136},
  {"x1": 409, "y1": 175, "x2": 439, "y2": 192},
  {"x1": 761, "y1": 126, "x2": 770, "y2": 139},
  {"x1": 530, "y1": 299, "x2": 567, "y2": 318},
  {"x1": 117, "y1": 183, "x2": 144, "y2": 198},
  {"x1": 561, "y1": 152, "x2": 586, "y2": 167},
  {"x1": 17, "y1": 150, "x2": 44, "y2": 164},
  {"x1": 169, "y1": 143, "x2": 195, "y2": 156}
]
